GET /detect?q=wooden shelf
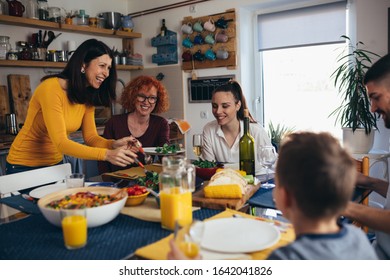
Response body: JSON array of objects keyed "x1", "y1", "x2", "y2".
[
  {"x1": 0, "y1": 60, "x2": 143, "y2": 70},
  {"x1": 0, "y1": 14, "x2": 142, "y2": 39}
]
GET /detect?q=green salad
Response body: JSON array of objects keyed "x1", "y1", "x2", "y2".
[
  {"x1": 155, "y1": 143, "x2": 181, "y2": 154},
  {"x1": 192, "y1": 158, "x2": 218, "y2": 168}
]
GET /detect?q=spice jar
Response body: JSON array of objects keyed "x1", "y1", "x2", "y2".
[
  {"x1": 0, "y1": 35, "x2": 11, "y2": 60},
  {"x1": 7, "y1": 49, "x2": 18, "y2": 60},
  {"x1": 37, "y1": 0, "x2": 48, "y2": 21}
]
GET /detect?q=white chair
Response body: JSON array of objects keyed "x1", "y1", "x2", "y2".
[{"x1": 0, "y1": 163, "x2": 72, "y2": 198}]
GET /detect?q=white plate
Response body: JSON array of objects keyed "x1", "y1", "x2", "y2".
[
  {"x1": 194, "y1": 217, "x2": 280, "y2": 253},
  {"x1": 29, "y1": 183, "x2": 67, "y2": 199},
  {"x1": 29, "y1": 182, "x2": 99, "y2": 199},
  {"x1": 142, "y1": 147, "x2": 186, "y2": 156}
]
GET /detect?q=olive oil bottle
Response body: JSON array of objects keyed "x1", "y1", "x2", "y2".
[{"x1": 239, "y1": 109, "x2": 255, "y2": 176}]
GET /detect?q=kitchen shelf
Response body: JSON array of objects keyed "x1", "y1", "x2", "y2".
[
  {"x1": 0, "y1": 60, "x2": 143, "y2": 70},
  {"x1": 0, "y1": 14, "x2": 142, "y2": 39}
]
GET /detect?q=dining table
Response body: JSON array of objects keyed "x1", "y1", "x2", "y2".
[{"x1": 0, "y1": 178, "x2": 295, "y2": 260}]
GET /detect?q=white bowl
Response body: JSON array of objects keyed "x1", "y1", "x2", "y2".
[{"x1": 38, "y1": 187, "x2": 127, "y2": 228}]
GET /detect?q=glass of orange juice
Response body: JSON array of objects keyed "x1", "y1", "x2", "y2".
[
  {"x1": 175, "y1": 220, "x2": 204, "y2": 259},
  {"x1": 60, "y1": 208, "x2": 87, "y2": 250}
]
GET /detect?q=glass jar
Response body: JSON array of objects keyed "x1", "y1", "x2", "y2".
[
  {"x1": 0, "y1": 35, "x2": 11, "y2": 60},
  {"x1": 25, "y1": 0, "x2": 38, "y2": 19},
  {"x1": 37, "y1": 0, "x2": 48, "y2": 21},
  {"x1": 77, "y1": 9, "x2": 89, "y2": 26},
  {"x1": 159, "y1": 156, "x2": 195, "y2": 230}
]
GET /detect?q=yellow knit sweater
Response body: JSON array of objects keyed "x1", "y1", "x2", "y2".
[{"x1": 7, "y1": 77, "x2": 114, "y2": 167}]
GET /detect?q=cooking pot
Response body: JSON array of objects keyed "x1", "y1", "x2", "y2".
[{"x1": 100, "y1": 12, "x2": 122, "y2": 30}]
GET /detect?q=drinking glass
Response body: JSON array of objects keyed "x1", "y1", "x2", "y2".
[
  {"x1": 192, "y1": 134, "x2": 203, "y2": 158},
  {"x1": 175, "y1": 220, "x2": 204, "y2": 259},
  {"x1": 60, "y1": 208, "x2": 87, "y2": 250},
  {"x1": 260, "y1": 146, "x2": 277, "y2": 189}
]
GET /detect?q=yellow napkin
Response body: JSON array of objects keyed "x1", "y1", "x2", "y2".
[
  {"x1": 121, "y1": 197, "x2": 200, "y2": 222},
  {"x1": 134, "y1": 208, "x2": 295, "y2": 260}
]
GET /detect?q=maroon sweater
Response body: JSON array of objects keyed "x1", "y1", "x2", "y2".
[{"x1": 97, "y1": 113, "x2": 170, "y2": 174}]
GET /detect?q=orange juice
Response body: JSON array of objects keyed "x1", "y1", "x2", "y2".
[
  {"x1": 61, "y1": 215, "x2": 87, "y2": 249},
  {"x1": 160, "y1": 187, "x2": 192, "y2": 230},
  {"x1": 179, "y1": 241, "x2": 199, "y2": 258}
]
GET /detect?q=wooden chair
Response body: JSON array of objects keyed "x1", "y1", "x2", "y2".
[
  {"x1": 354, "y1": 156, "x2": 370, "y2": 232},
  {"x1": 0, "y1": 163, "x2": 72, "y2": 198}
]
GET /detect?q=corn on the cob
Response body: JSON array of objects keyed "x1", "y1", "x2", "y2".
[{"x1": 203, "y1": 184, "x2": 243, "y2": 198}]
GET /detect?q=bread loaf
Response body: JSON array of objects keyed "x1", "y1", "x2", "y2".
[{"x1": 208, "y1": 168, "x2": 247, "y2": 194}]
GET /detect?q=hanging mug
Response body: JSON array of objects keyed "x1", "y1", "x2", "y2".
[
  {"x1": 204, "y1": 18, "x2": 216, "y2": 32},
  {"x1": 182, "y1": 50, "x2": 192, "y2": 62},
  {"x1": 194, "y1": 34, "x2": 204, "y2": 45},
  {"x1": 182, "y1": 37, "x2": 193, "y2": 48},
  {"x1": 215, "y1": 30, "x2": 228, "y2": 43},
  {"x1": 205, "y1": 49, "x2": 216, "y2": 61},
  {"x1": 215, "y1": 17, "x2": 228, "y2": 29},
  {"x1": 204, "y1": 34, "x2": 215, "y2": 45},
  {"x1": 193, "y1": 50, "x2": 205, "y2": 61},
  {"x1": 193, "y1": 21, "x2": 203, "y2": 32},
  {"x1": 181, "y1": 22, "x2": 193, "y2": 34},
  {"x1": 216, "y1": 48, "x2": 229, "y2": 60}
]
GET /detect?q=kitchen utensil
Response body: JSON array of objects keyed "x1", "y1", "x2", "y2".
[
  {"x1": 101, "y1": 12, "x2": 122, "y2": 30},
  {"x1": 5, "y1": 113, "x2": 17, "y2": 135}
]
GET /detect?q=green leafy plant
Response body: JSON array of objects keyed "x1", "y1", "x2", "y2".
[
  {"x1": 268, "y1": 121, "x2": 295, "y2": 150},
  {"x1": 330, "y1": 35, "x2": 380, "y2": 134}
]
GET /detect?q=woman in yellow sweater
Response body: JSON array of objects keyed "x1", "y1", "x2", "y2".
[{"x1": 6, "y1": 39, "x2": 138, "y2": 174}]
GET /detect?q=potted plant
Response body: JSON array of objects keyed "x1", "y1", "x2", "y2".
[
  {"x1": 268, "y1": 121, "x2": 295, "y2": 152},
  {"x1": 330, "y1": 35, "x2": 380, "y2": 153}
]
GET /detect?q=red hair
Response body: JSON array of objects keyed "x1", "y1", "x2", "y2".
[{"x1": 120, "y1": 76, "x2": 169, "y2": 114}]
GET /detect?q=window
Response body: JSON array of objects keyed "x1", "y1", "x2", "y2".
[
  {"x1": 261, "y1": 44, "x2": 344, "y2": 140},
  {"x1": 257, "y1": 1, "x2": 347, "y2": 140}
]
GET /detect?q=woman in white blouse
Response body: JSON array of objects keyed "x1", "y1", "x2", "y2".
[{"x1": 202, "y1": 80, "x2": 272, "y2": 175}]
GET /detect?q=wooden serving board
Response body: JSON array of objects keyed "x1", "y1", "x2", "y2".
[
  {"x1": 101, "y1": 164, "x2": 163, "y2": 181},
  {"x1": 7, "y1": 74, "x2": 32, "y2": 129},
  {"x1": 192, "y1": 182, "x2": 261, "y2": 210},
  {"x1": 0, "y1": 85, "x2": 10, "y2": 133}
]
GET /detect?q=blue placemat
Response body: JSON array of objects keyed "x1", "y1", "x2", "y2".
[
  {"x1": 248, "y1": 187, "x2": 276, "y2": 209},
  {"x1": 0, "y1": 208, "x2": 221, "y2": 260},
  {"x1": 0, "y1": 195, "x2": 40, "y2": 214}
]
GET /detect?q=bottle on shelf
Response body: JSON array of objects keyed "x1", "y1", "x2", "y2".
[
  {"x1": 239, "y1": 108, "x2": 255, "y2": 176},
  {"x1": 160, "y1": 19, "x2": 167, "y2": 37}
]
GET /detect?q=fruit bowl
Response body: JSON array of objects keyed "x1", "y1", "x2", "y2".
[{"x1": 125, "y1": 185, "x2": 150, "y2": 206}]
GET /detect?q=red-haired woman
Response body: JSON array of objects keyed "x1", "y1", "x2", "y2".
[{"x1": 98, "y1": 75, "x2": 170, "y2": 173}]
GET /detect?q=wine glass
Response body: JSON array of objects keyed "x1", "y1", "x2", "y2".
[
  {"x1": 192, "y1": 134, "x2": 203, "y2": 158},
  {"x1": 175, "y1": 220, "x2": 204, "y2": 259},
  {"x1": 260, "y1": 145, "x2": 277, "y2": 189}
]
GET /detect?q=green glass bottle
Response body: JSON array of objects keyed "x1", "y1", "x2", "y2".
[{"x1": 239, "y1": 109, "x2": 255, "y2": 176}]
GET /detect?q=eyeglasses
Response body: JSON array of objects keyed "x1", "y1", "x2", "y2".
[{"x1": 136, "y1": 94, "x2": 158, "y2": 104}]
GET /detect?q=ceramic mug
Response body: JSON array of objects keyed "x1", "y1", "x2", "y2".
[
  {"x1": 215, "y1": 31, "x2": 228, "y2": 43},
  {"x1": 193, "y1": 50, "x2": 205, "y2": 61},
  {"x1": 205, "y1": 34, "x2": 215, "y2": 45},
  {"x1": 205, "y1": 49, "x2": 216, "y2": 61},
  {"x1": 216, "y1": 48, "x2": 229, "y2": 60},
  {"x1": 181, "y1": 22, "x2": 193, "y2": 34},
  {"x1": 204, "y1": 18, "x2": 215, "y2": 32},
  {"x1": 182, "y1": 50, "x2": 192, "y2": 62},
  {"x1": 215, "y1": 17, "x2": 228, "y2": 29},
  {"x1": 194, "y1": 34, "x2": 204, "y2": 45},
  {"x1": 182, "y1": 37, "x2": 194, "y2": 48},
  {"x1": 193, "y1": 21, "x2": 203, "y2": 32}
]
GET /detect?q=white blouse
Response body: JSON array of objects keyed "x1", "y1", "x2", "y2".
[{"x1": 202, "y1": 120, "x2": 272, "y2": 175}]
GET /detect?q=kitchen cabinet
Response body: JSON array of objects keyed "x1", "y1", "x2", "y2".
[{"x1": 0, "y1": 14, "x2": 143, "y2": 71}]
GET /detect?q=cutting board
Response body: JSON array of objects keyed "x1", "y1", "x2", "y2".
[
  {"x1": 192, "y1": 182, "x2": 261, "y2": 210},
  {"x1": 0, "y1": 85, "x2": 10, "y2": 133},
  {"x1": 7, "y1": 74, "x2": 32, "y2": 129}
]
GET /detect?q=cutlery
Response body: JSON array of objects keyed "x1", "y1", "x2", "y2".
[{"x1": 232, "y1": 214, "x2": 289, "y2": 233}]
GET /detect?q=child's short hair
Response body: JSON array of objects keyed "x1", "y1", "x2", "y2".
[{"x1": 275, "y1": 132, "x2": 356, "y2": 219}]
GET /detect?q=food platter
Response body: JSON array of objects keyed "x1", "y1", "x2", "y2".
[{"x1": 29, "y1": 182, "x2": 110, "y2": 199}]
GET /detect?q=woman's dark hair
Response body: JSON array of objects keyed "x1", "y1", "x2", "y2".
[
  {"x1": 211, "y1": 80, "x2": 256, "y2": 122},
  {"x1": 41, "y1": 39, "x2": 117, "y2": 107}
]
